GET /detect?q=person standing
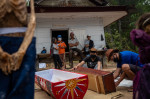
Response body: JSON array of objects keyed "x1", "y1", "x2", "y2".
[
  {"x1": 130, "y1": 13, "x2": 150, "y2": 99},
  {"x1": 52, "y1": 37, "x2": 63, "y2": 69},
  {"x1": 84, "y1": 34, "x2": 94, "y2": 56},
  {"x1": 68, "y1": 32, "x2": 83, "y2": 67},
  {"x1": 57, "y1": 35, "x2": 67, "y2": 69}
]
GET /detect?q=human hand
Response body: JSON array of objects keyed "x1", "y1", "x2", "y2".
[
  {"x1": 85, "y1": 44, "x2": 89, "y2": 47},
  {"x1": 69, "y1": 66, "x2": 78, "y2": 71},
  {"x1": 0, "y1": 51, "x2": 12, "y2": 75},
  {"x1": 115, "y1": 81, "x2": 120, "y2": 87},
  {"x1": 11, "y1": 51, "x2": 25, "y2": 71}
]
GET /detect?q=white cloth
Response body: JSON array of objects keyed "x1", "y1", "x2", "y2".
[
  {"x1": 115, "y1": 77, "x2": 133, "y2": 87},
  {"x1": 0, "y1": 27, "x2": 27, "y2": 34},
  {"x1": 84, "y1": 39, "x2": 90, "y2": 52},
  {"x1": 39, "y1": 63, "x2": 46, "y2": 68},
  {"x1": 53, "y1": 44, "x2": 59, "y2": 54}
]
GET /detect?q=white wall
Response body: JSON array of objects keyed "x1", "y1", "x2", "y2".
[{"x1": 35, "y1": 17, "x2": 106, "y2": 54}]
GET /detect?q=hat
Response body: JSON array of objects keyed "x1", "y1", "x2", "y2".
[
  {"x1": 87, "y1": 34, "x2": 91, "y2": 37},
  {"x1": 105, "y1": 49, "x2": 119, "y2": 62},
  {"x1": 57, "y1": 35, "x2": 62, "y2": 38},
  {"x1": 90, "y1": 48, "x2": 97, "y2": 52}
]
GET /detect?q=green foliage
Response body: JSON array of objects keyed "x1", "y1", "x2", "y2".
[
  {"x1": 105, "y1": 0, "x2": 150, "y2": 53},
  {"x1": 105, "y1": 30, "x2": 138, "y2": 52}
]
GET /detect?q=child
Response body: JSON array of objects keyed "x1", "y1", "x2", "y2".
[
  {"x1": 57, "y1": 35, "x2": 67, "y2": 69},
  {"x1": 130, "y1": 13, "x2": 150, "y2": 99},
  {"x1": 52, "y1": 37, "x2": 63, "y2": 69}
]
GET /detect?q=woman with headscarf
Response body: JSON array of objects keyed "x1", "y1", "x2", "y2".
[{"x1": 130, "y1": 13, "x2": 150, "y2": 99}]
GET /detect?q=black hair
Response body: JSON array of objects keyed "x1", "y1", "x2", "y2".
[
  {"x1": 52, "y1": 37, "x2": 57, "y2": 43},
  {"x1": 109, "y1": 49, "x2": 119, "y2": 61}
]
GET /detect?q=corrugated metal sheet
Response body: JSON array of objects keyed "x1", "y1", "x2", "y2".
[{"x1": 35, "y1": 0, "x2": 97, "y2": 7}]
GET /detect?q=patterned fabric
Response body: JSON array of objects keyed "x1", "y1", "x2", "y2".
[
  {"x1": 130, "y1": 29, "x2": 150, "y2": 99},
  {"x1": 130, "y1": 29, "x2": 150, "y2": 64},
  {"x1": 0, "y1": 36, "x2": 36, "y2": 99}
]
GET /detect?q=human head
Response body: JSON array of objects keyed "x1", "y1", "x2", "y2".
[
  {"x1": 52, "y1": 37, "x2": 57, "y2": 43},
  {"x1": 70, "y1": 32, "x2": 74, "y2": 39},
  {"x1": 43, "y1": 47, "x2": 45, "y2": 49},
  {"x1": 57, "y1": 35, "x2": 62, "y2": 41},
  {"x1": 87, "y1": 34, "x2": 91, "y2": 40},
  {"x1": 90, "y1": 48, "x2": 97, "y2": 56},
  {"x1": 105, "y1": 49, "x2": 119, "y2": 62},
  {"x1": 136, "y1": 13, "x2": 150, "y2": 35}
]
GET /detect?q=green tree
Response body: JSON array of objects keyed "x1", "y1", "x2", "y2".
[{"x1": 105, "y1": 0, "x2": 150, "y2": 52}]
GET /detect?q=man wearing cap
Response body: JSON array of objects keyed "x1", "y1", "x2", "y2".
[
  {"x1": 105, "y1": 49, "x2": 144, "y2": 87},
  {"x1": 57, "y1": 35, "x2": 67, "y2": 69},
  {"x1": 72, "y1": 48, "x2": 101, "y2": 70},
  {"x1": 68, "y1": 32, "x2": 83, "y2": 63},
  {"x1": 84, "y1": 34, "x2": 94, "y2": 56}
]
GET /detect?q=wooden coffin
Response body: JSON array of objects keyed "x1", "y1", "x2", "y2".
[
  {"x1": 74, "y1": 67, "x2": 116, "y2": 94},
  {"x1": 35, "y1": 69, "x2": 88, "y2": 99}
]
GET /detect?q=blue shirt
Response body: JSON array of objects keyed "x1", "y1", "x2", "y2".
[
  {"x1": 41, "y1": 50, "x2": 46, "y2": 54},
  {"x1": 117, "y1": 51, "x2": 144, "y2": 68}
]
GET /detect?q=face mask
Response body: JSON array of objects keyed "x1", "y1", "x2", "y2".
[
  {"x1": 58, "y1": 38, "x2": 62, "y2": 41},
  {"x1": 113, "y1": 55, "x2": 118, "y2": 62},
  {"x1": 90, "y1": 55, "x2": 96, "y2": 59}
]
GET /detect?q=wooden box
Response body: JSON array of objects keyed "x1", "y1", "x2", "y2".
[
  {"x1": 74, "y1": 67, "x2": 116, "y2": 94},
  {"x1": 35, "y1": 69, "x2": 88, "y2": 99}
]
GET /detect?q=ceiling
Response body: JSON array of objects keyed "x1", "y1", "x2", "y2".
[{"x1": 33, "y1": 11, "x2": 127, "y2": 27}]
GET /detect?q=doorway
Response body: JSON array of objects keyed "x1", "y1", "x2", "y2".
[{"x1": 51, "y1": 30, "x2": 69, "y2": 52}]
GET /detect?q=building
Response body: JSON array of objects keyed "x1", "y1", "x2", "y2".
[{"x1": 28, "y1": 0, "x2": 128, "y2": 53}]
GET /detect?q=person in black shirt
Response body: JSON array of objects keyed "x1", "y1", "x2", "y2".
[{"x1": 72, "y1": 48, "x2": 101, "y2": 70}]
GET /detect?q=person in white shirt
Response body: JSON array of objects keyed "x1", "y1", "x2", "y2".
[
  {"x1": 84, "y1": 34, "x2": 94, "y2": 56},
  {"x1": 52, "y1": 37, "x2": 63, "y2": 69},
  {"x1": 68, "y1": 32, "x2": 83, "y2": 66}
]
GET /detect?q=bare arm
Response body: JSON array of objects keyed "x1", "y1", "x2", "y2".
[
  {"x1": 11, "y1": 0, "x2": 36, "y2": 71},
  {"x1": 59, "y1": 43, "x2": 66, "y2": 49},
  {"x1": 75, "y1": 61, "x2": 85, "y2": 68},
  {"x1": 68, "y1": 43, "x2": 74, "y2": 47},
  {"x1": 85, "y1": 44, "x2": 89, "y2": 48},
  {"x1": 97, "y1": 61, "x2": 101, "y2": 70},
  {"x1": 55, "y1": 47, "x2": 59, "y2": 50},
  {"x1": 113, "y1": 68, "x2": 121, "y2": 79},
  {"x1": 115, "y1": 72, "x2": 126, "y2": 87},
  {"x1": 70, "y1": 61, "x2": 85, "y2": 70},
  {"x1": 0, "y1": 47, "x2": 12, "y2": 75},
  {"x1": 0, "y1": 0, "x2": 36, "y2": 74},
  {"x1": 18, "y1": 0, "x2": 36, "y2": 53},
  {"x1": 75, "y1": 42, "x2": 79, "y2": 46}
]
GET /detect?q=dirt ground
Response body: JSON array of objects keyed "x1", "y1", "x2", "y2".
[{"x1": 36, "y1": 58, "x2": 133, "y2": 99}]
